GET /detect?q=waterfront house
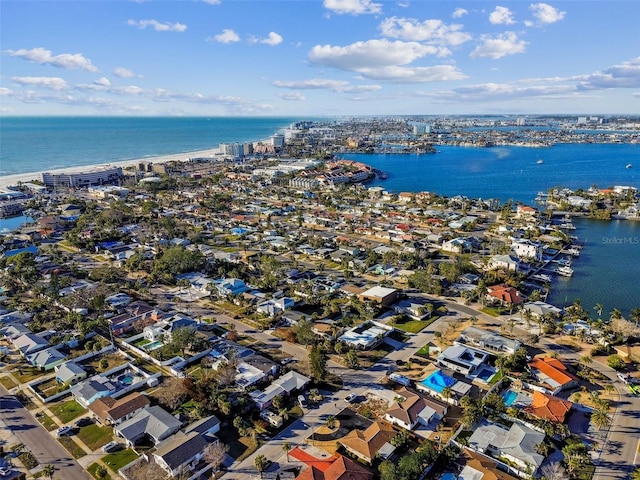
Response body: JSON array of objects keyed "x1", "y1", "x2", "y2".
[
  {"x1": 487, "y1": 254, "x2": 521, "y2": 272},
  {"x1": 510, "y1": 239, "x2": 542, "y2": 261},
  {"x1": 486, "y1": 284, "x2": 525, "y2": 308},
  {"x1": 523, "y1": 301, "x2": 563, "y2": 319}
]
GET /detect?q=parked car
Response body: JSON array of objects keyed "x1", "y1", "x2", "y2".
[
  {"x1": 75, "y1": 417, "x2": 92, "y2": 427},
  {"x1": 618, "y1": 372, "x2": 630, "y2": 383},
  {"x1": 281, "y1": 357, "x2": 296, "y2": 365},
  {"x1": 102, "y1": 441, "x2": 121, "y2": 453},
  {"x1": 297, "y1": 395, "x2": 308, "y2": 408},
  {"x1": 56, "y1": 426, "x2": 74, "y2": 437},
  {"x1": 345, "y1": 393, "x2": 357, "y2": 403}
]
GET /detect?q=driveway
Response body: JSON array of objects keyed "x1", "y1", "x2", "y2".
[{"x1": 0, "y1": 386, "x2": 90, "y2": 480}]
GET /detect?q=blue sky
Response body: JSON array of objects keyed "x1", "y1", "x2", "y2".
[{"x1": 1, "y1": 0, "x2": 639, "y2": 116}]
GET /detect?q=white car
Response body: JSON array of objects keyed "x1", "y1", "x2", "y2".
[
  {"x1": 298, "y1": 395, "x2": 308, "y2": 408},
  {"x1": 617, "y1": 372, "x2": 630, "y2": 383},
  {"x1": 345, "y1": 393, "x2": 357, "y2": 403},
  {"x1": 102, "y1": 441, "x2": 121, "y2": 453},
  {"x1": 56, "y1": 426, "x2": 74, "y2": 437}
]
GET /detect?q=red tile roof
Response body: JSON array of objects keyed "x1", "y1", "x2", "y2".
[
  {"x1": 528, "y1": 356, "x2": 578, "y2": 388},
  {"x1": 293, "y1": 450, "x2": 373, "y2": 480},
  {"x1": 523, "y1": 390, "x2": 573, "y2": 423}
]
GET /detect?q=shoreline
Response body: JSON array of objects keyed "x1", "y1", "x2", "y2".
[{"x1": 0, "y1": 147, "x2": 221, "y2": 189}]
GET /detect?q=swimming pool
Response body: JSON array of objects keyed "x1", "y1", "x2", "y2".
[
  {"x1": 475, "y1": 367, "x2": 495, "y2": 382},
  {"x1": 440, "y1": 474, "x2": 457, "y2": 480},
  {"x1": 118, "y1": 374, "x2": 134, "y2": 385},
  {"x1": 503, "y1": 389, "x2": 518, "y2": 406},
  {"x1": 421, "y1": 370, "x2": 456, "y2": 394},
  {"x1": 144, "y1": 340, "x2": 164, "y2": 351}
]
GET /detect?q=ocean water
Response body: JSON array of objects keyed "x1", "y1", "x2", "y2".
[
  {"x1": 0, "y1": 116, "x2": 308, "y2": 176},
  {"x1": 342, "y1": 143, "x2": 640, "y2": 205}
]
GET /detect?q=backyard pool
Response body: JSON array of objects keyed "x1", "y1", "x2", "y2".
[
  {"x1": 144, "y1": 340, "x2": 164, "y2": 351},
  {"x1": 421, "y1": 370, "x2": 456, "y2": 394},
  {"x1": 475, "y1": 366, "x2": 496, "y2": 383},
  {"x1": 503, "y1": 389, "x2": 518, "y2": 406},
  {"x1": 118, "y1": 374, "x2": 134, "y2": 385}
]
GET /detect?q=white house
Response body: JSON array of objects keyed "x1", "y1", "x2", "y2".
[{"x1": 510, "y1": 239, "x2": 542, "y2": 261}]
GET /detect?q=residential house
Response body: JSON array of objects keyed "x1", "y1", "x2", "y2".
[
  {"x1": 339, "y1": 322, "x2": 391, "y2": 350},
  {"x1": 384, "y1": 387, "x2": 447, "y2": 431},
  {"x1": 72, "y1": 376, "x2": 120, "y2": 407},
  {"x1": 516, "y1": 205, "x2": 538, "y2": 221},
  {"x1": 510, "y1": 239, "x2": 542, "y2": 261},
  {"x1": 486, "y1": 284, "x2": 525, "y2": 308},
  {"x1": 216, "y1": 278, "x2": 249, "y2": 297},
  {"x1": 26, "y1": 347, "x2": 66, "y2": 371},
  {"x1": 152, "y1": 431, "x2": 210, "y2": 478},
  {"x1": 0, "y1": 323, "x2": 31, "y2": 340},
  {"x1": 13, "y1": 332, "x2": 49, "y2": 356},
  {"x1": 442, "y1": 237, "x2": 471, "y2": 254},
  {"x1": 358, "y1": 286, "x2": 398, "y2": 307},
  {"x1": 88, "y1": 392, "x2": 151, "y2": 426},
  {"x1": 184, "y1": 415, "x2": 221, "y2": 436},
  {"x1": 250, "y1": 370, "x2": 311, "y2": 410},
  {"x1": 523, "y1": 301, "x2": 563, "y2": 319},
  {"x1": 115, "y1": 405, "x2": 182, "y2": 446},
  {"x1": 456, "y1": 449, "x2": 520, "y2": 480},
  {"x1": 55, "y1": 361, "x2": 87, "y2": 385},
  {"x1": 436, "y1": 344, "x2": 489, "y2": 375},
  {"x1": 468, "y1": 420, "x2": 545, "y2": 476},
  {"x1": 256, "y1": 297, "x2": 295, "y2": 317},
  {"x1": 487, "y1": 255, "x2": 521, "y2": 272},
  {"x1": 338, "y1": 420, "x2": 396, "y2": 464},
  {"x1": 528, "y1": 357, "x2": 579, "y2": 394},
  {"x1": 523, "y1": 391, "x2": 573, "y2": 424},
  {"x1": 293, "y1": 449, "x2": 373, "y2": 480},
  {"x1": 143, "y1": 314, "x2": 198, "y2": 342},
  {"x1": 457, "y1": 327, "x2": 522, "y2": 355}
]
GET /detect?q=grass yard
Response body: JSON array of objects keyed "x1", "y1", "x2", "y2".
[
  {"x1": 36, "y1": 411, "x2": 58, "y2": 431},
  {"x1": 102, "y1": 448, "x2": 139, "y2": 472},
  {"x1": 77, "y1": 424, "x2": 114, "y2": 450},
  {"x1": 172, "y1": 399, "x2": 198, "y2": 417},
  {"x1": 0, "y1": 375, "x2": 18, "y2": 390},
  {"x1": 50, "y1": 399, "x2": 85, "y2": 423},
  {"x1": 358, "y1": 343, "x2": 394, "y2": 369},
  {"x1": 58, "y1": 436, "x2": 86, "y2": 458},
  {"x1": 84, "y1": 353, "x2": 127, "y2": 373},
  {"x1": 223, "y1": 426, "x2": 260, "y2": 463},
  {"x1": 12, "y1": 366, "x2": 44, "y2": 383},
  {"x1": 88, "y1": 463, "x2": 112, "y2": 480},
  {"x1": 417, "y1": 345, "x2": 430, "y2": 356}
]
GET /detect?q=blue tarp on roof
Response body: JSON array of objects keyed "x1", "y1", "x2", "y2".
[{"x1": 3, "y1": 245, "x2": 38, "y2": 257}]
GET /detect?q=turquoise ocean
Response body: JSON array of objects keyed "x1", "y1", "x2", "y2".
[{"x1": 1, "y1": 117, "x2": 639, "y2": 316}]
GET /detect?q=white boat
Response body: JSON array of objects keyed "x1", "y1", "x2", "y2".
[
  {"x1": 627, "y1": 163, "x2": 633, "y2": 169},
  {"x1": 557, "y1": 266, "x2": 574, "y2": 277},
  {"x1": 537, "y1": 159, "x2": 544, "y2": 164},
  {"x1": 565, "y1": 248, "x2": 581, "y2": 256}
]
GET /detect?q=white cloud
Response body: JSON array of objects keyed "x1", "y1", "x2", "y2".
[
  {"x1": 379, "y1": 16, "x2": 471, "y2": 47},
  {"x1": 113, "y1": 67, "x2": 141, "y2": 78},
  {"x1": 5, "y1": 47, "x2": 98, "y2": 72},
  {"x1": 529, "y1": 3, "x2": 566, "y2": 24},
  {"x1": 261, "y1": 32, "x2": 283, "y2": 46},
  {"x1": 577, "y1": 57, "x2": 640, "y2": 89},
  {"x1": 127, "y1": 19, "x2": 187, "y2": 32},
  {"x1": 356, "y1": 64, "x2": 467, "y2": 83},
  {"x1": 323, "y1": 0, "x2": 382, "y2": 15},
  {"x1": 470, "y1": 32, "x2": 527, "y2": 59},
  {"x1": 452, "y1": 8, "x2": 468, "y2": 19},
  {"x1": 201, "y1": 0, "x2": 221, "y2": 4},
  {"x1": 94, "y1": 77, "x2": 111, "y2": 87},
  {"x1": 210, "y1": 29, "x2": 240, "y2": 44},
  {"x1": 273, "y1": 78, "x2": 383, "y2": 92},
  {"x1": 489, "y1": 6, "x2": 516, "y2": 25},
  {"x1": 276, "y1": 92, "x2": 306, "y2": 101},
  {"x1": 12, "y1": 76, "x2": 68, "y2": 91},
  {"x1": 0, "y1": 87, "x2": 14, "y2": 96},
  {"x1": 309, "y1": 39, "x2": 439, "y2": 71}
]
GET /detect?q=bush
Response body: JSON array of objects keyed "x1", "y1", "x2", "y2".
[{"x1": 607, "y1": 354, "x2": 626, "y2": 371}]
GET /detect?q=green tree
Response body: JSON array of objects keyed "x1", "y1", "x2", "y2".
[
  {"x1": 282, "y1": 442, "x2": 291, "y2": 462},
  {"x1": 171, "y1": 326, "x2": 198, "y2": 357},
  {"x1": 345, "y1": 349, "x2": 360, "y2": 369},
  {"x1": 42, "y1": 464, "x2": 56, "y2": 480},
  {"x1": 254, "y1": 454, "x2": 268, "y2": 478},
  {"x1": 294, "y1": 318, "x2": 315, "y2": 346},
  {"x1": 607, "y1": 354, "x2": 626, "y2": 370},
  {"x1": 562, "y1": 441, "x2": 590, "y2": 475},
  {"x1": 590, "y1": 408, "x2": 612, "y2": 430},
  {"x1": 378, "y1": 460, "x2": 399, "y2": 480},
  {"x1": 308, "y1": 345, "x2": 327, "y2": 381}
]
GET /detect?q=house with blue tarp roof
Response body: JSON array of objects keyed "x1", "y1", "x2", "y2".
[{"x1": 2, "y1": 245, "x2": 38, "y2": 258}]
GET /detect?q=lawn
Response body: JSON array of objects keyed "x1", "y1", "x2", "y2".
[
  {"x1": 223, "y1": 425, "x2": 260, "y2": 462},
  {"x1": 88, "y1": 463, "x2": 112, "y2": 480},
  {"x1": 390, "y1": 315, "x2": 438, "y2": 334},
  {"x1": 77, "y1": 424, "x2": 114, "y2": 450},
  {"x1": 416, "y1": 345, "x2": 430, "y2": 356},
  {"x1": 36, "y1": 412, "x2": 58, "y2": 431},
  {"x1": 50, "y1": 399, "x2": 85, "y2": 423},
  {"x1": 358, "y1": 343, "x2": 394, "y2": 368},
  {"x1": 172, "y1": 399, "x2": 198, "y2": 417},
  {"x1": 0, "y1": 375, "x2": 18, "y2": 390},
  {"x1": 480, "y1": 306, "x2": 506, "y2": 317},
  {"x1": 58, "y1": 436, "x2": 86, "y2": 458},
  {"x1": 12, "y1": 366, "x2": 44, "y2": 383},
  {"x1": 102, "y1": 448, "x2": 139, "y2": 472}
]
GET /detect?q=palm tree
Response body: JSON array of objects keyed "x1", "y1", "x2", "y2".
[
  {"x1": 441, "y1": 386, "x2": 453, "y2": 403},
  {"x1": 282, "y1": 442, "x2": 291, "y2": 462},
  {"x1": 590, "y1": 408, "x2": 612, "y2": 430},
  {"x1": 42, "y1": 464, "x2": 56, "y2": 480},
  {"x1": 594, "y1": 303, "x2": 603, "y2": 319},
  {"x1": 631, "y1": 308, "x2": 640, "y2": 327},
  {"x1": 581, "y1": 355, "x2": 593, "y2": 367},
  {"x1": 254, "y1": 454, "x2": 268, "y2": 478}
]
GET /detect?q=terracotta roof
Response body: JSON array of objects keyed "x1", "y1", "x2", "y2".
[
  {"x1": 290, "y1": 447, "x2": 335, "y2": 473},
  {"x1": 529, "y1": 356, "x2": 578, "y2": 388},
  {"x1": 487, "y1": 284, "x2": 525, "y2": 304},
  {"x1": 460, "y1": 450, "x2": 520, "y2": 480},
  {"x1": 294, "y1": 452, "x2": 373, "y2": 480},
  {"x1": 523, "y1": 390, "x2": 573, "y2": 423},
  {"x1": 338, "y1": 420, "x2": 395, "y2": 462}
]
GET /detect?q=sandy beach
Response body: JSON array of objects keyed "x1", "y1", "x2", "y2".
[{"x1": 0, "y1": 147, "x2": 221, "y2": 189}]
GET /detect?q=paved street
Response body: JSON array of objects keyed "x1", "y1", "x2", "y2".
[{"x1": 0, "y1": 386, "x2": 91, "y2": 480}]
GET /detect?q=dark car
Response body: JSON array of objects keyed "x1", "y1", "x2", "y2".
[{"x1": 75, "y1": 417, "x2": 93, "y2": 427}]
